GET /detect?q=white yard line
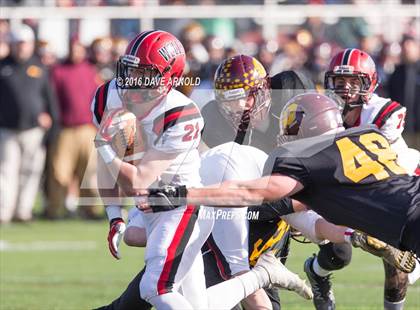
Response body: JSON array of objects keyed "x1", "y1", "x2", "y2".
[{"x1": 0, "y1": 240, "x2": 97, "y2": 252}]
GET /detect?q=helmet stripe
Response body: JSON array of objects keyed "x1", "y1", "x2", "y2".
[
  {"x1": 348, "y1": 48, "x2": 356, "y2": 67},
  {"x1": 342, "y1": 48, "x2": 352, "y2": 66},
  {"x1": 129, "y1": 30, "x2": 156, "y2": 56}
]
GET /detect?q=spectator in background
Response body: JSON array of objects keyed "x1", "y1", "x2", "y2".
[
  {"x1": 199, "y1": 35, "x2": 226, "y2": 82},
  {"x1": 304, "y1": 42, "x2": 338, "y2": 87},
  {"x1": 387, "y1": 35, "x2": 420, "y2": 151},
  {"x1": 301, "y1": 16, "x2": 329, "y2": 43},
  {"x1": 178, "y1": 22, "x2": 209, "y2": 97},
  {"x1": 0, "y1": 20, "x2": 10, "y2": 60},
  {"x1": 0, "y1": 24, "x2": 57, "y2": 223},
  {"x1": 90, "y1": 37, "x2": 113, "y2": 82},
  {"x1": 329, "y1": 16, "x2": 369, "y2": 48},
  {"x1": 36, "y1": 40, "x2": 57, "y2": 67},
  {"x1": 111, "y1": 37, "x2": 128, "y2": 63},
  {"x1": 257, "y1": 41, "x2": 277, "y2": 73},
  {"x1": 46, "y1": 39, "x2": 100, "y2": 220},
  {"x1": 270, "y1": 39, "x2": 308, "y2": 74},
  {"x1": 189, "y1": 35, "x2": 225, "y2": 106},
  {"x1": 181, "y1": 22, "x2": 209, "y2": 76}
]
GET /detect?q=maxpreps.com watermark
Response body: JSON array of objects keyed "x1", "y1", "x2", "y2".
[{"x1": 199, "y1": 208, "x2": 260, "y2": 221}]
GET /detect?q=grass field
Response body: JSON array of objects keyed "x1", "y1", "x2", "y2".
[{"x1": 0, "y1": 219, "x2": 419, "y2": 310}]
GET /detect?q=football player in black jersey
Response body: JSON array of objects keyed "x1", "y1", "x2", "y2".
[
  {"x1": 309, "y1": 48, "x2": 418, "y2": 310},
  {"x1": 143, "y1": 92, "x2": 420, "y2": 260}
]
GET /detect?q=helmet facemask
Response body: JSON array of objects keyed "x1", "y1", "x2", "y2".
[
  {"x1": 216, "y1": 88, "x2": 251, "y2": 132},
  {"x1": 216, "y1": 79, "x2": 271, "y2": 132},
  {"x1": 325, "y1": 68, "x2": 377, "y2": 110},
  {"x1": 116, "y1": 55, "x2": 167, "y2": 105},
  {"x1": 248, "y1": 80, "x2": 272, "y2": 127}
]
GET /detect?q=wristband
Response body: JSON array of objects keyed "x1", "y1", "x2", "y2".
[
  {"x1": 344, "y1": 228, "x2": 354, "y2": 244},
  {"x1": 98, "y1": 145, "x2": 117, "y2": 164},
  {"x1": 106, "y1": 205, "x2": 122, "y2": 221}
]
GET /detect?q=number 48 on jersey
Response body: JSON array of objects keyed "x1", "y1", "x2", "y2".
[{"x1": 336, "y1": 132, "x2": 406, "y2": 183}]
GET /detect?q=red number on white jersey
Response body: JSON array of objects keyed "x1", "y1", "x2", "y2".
[
  {"x1": 397, "y1": 112, "x2": 406, "y2": 129},
  {"x1": 182, "y1": 123, "x2": 200, "y2": 141}
]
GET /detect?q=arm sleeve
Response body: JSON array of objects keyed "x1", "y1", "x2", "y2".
[{"x1": 282, "y1": 210, "x2": 327, "y2": 244}]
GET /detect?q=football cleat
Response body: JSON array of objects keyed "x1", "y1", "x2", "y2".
[
  {"x1": 255, "y1": 252, "x2": 313, "y2": 300},
  {"x1": 351, "y1": 231, "x2": 416, "y2": 273},
  {"x1": 304, "y1": 255, "x2": 336, "y2": 310}
]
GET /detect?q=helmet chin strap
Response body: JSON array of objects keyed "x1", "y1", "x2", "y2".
[
  {"x1": 234, "y1": 110, "x2": 251, "y2": 145},
  {"x1": 346, "y1": 96, "x2": 365, "y2": 109}
]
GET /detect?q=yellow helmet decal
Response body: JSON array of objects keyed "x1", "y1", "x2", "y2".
[
  {"x1": 282, "y1": 102, "x2": 298, "y2": 129},
  {"x1": 252, "y1": 58, "x2": 267, "y2": 78}
]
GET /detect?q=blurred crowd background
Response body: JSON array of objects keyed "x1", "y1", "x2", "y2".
[{"x1": 0, "y1": 0, "x2": 419, "y2": 223}]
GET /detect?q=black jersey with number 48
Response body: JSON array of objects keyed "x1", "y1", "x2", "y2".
[{"x1": 264, "y1": 125, "x2": 420, "y2": 249}]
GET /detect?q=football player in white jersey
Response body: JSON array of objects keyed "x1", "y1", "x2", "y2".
[
  {"x1": 92, "y1": 30, "x2": 311, "y2": 310},
  {"x1": 324, "y1": 48, "x2": 420, "y2": 173},
  {"x1": 317, "y1": 48, "x2": 420, "y2": 310},
  {"x1": 92, "y1": 30, "x2": 210, "y2": 309}
]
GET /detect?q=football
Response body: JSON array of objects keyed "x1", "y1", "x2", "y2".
[{"x1": 110, "y1": 109, "x2": 145, "y2": 163}]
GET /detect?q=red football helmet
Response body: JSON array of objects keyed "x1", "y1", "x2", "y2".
[
  {"x1": 324, "y1": 48, "x2": 378, "y2": 108},
  {"x1": 116, "y1": 30, "x2": 186, "y2": 103},
  {"x1": 277, "y1": 93, "x2": 343, "y2": 145},
  {"x1": 214, "y1": 54, "x2": 271, "y2": 131}
]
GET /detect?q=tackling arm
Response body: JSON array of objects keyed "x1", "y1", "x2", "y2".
[{"x1": 186, "y1": 174, "x2": 304, "y2": 206}]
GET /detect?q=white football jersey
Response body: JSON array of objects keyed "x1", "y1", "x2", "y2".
[
  {"x1": 199, "y1": 142, "x2": 268, "y2": 185},
  {"x1": 359, "y1": 94, "x2": 406, "y2": 144},
  {"x1": 91, "y1": 78, "x2": 204, "y2": 187},
  {"x1": 357, "y1": 94, "x2": 419, "y2": 174}
]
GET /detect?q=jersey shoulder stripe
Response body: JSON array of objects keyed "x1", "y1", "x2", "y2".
[
  {"x1": 152, "y1": 102, "x2": 201, "y2": 136},
  {"x1": 93, "y1": 81, "x2": 111, "y2": 125},
  {"x1": 372, "y1": 100, "x2": 403, "y2": 129}
]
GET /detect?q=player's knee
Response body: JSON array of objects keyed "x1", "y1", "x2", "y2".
[
  {"x1": 139, "y1": 270, "x2": 174, "y2": 301},
  {"x1": 317, "y1": 242, "x2": 352, "y2": 271},
  {"x1": 139, "y1": 272, "x2": 160, "y2": 301},
  {"x1": 124, "y1": 227, "x2": 147, "y2": 247},
  {"x1": 383, "y1": 261, "x2": 408, "y2": 302}
]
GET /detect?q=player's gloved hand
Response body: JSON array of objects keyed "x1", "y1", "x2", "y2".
[
  {"x1": 254, "y1": 252, "x2": 313, "y2": 300},
  {"x1": 107, "y1": 218, "x2": 126, "y2": 260},
  {"x1": 351, "y1": 231, "x2": 416, "y2": 273},
  {"x1": 145, "y1": 185, "x2": 188, "y2": 213},
  {"x1": 94, "y1": 108, "x2": 126, "y2": 148}
]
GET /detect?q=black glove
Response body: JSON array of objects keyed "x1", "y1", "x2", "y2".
[{"x1": 148, "y1": 185, "x2": 188, "y2": 212}]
